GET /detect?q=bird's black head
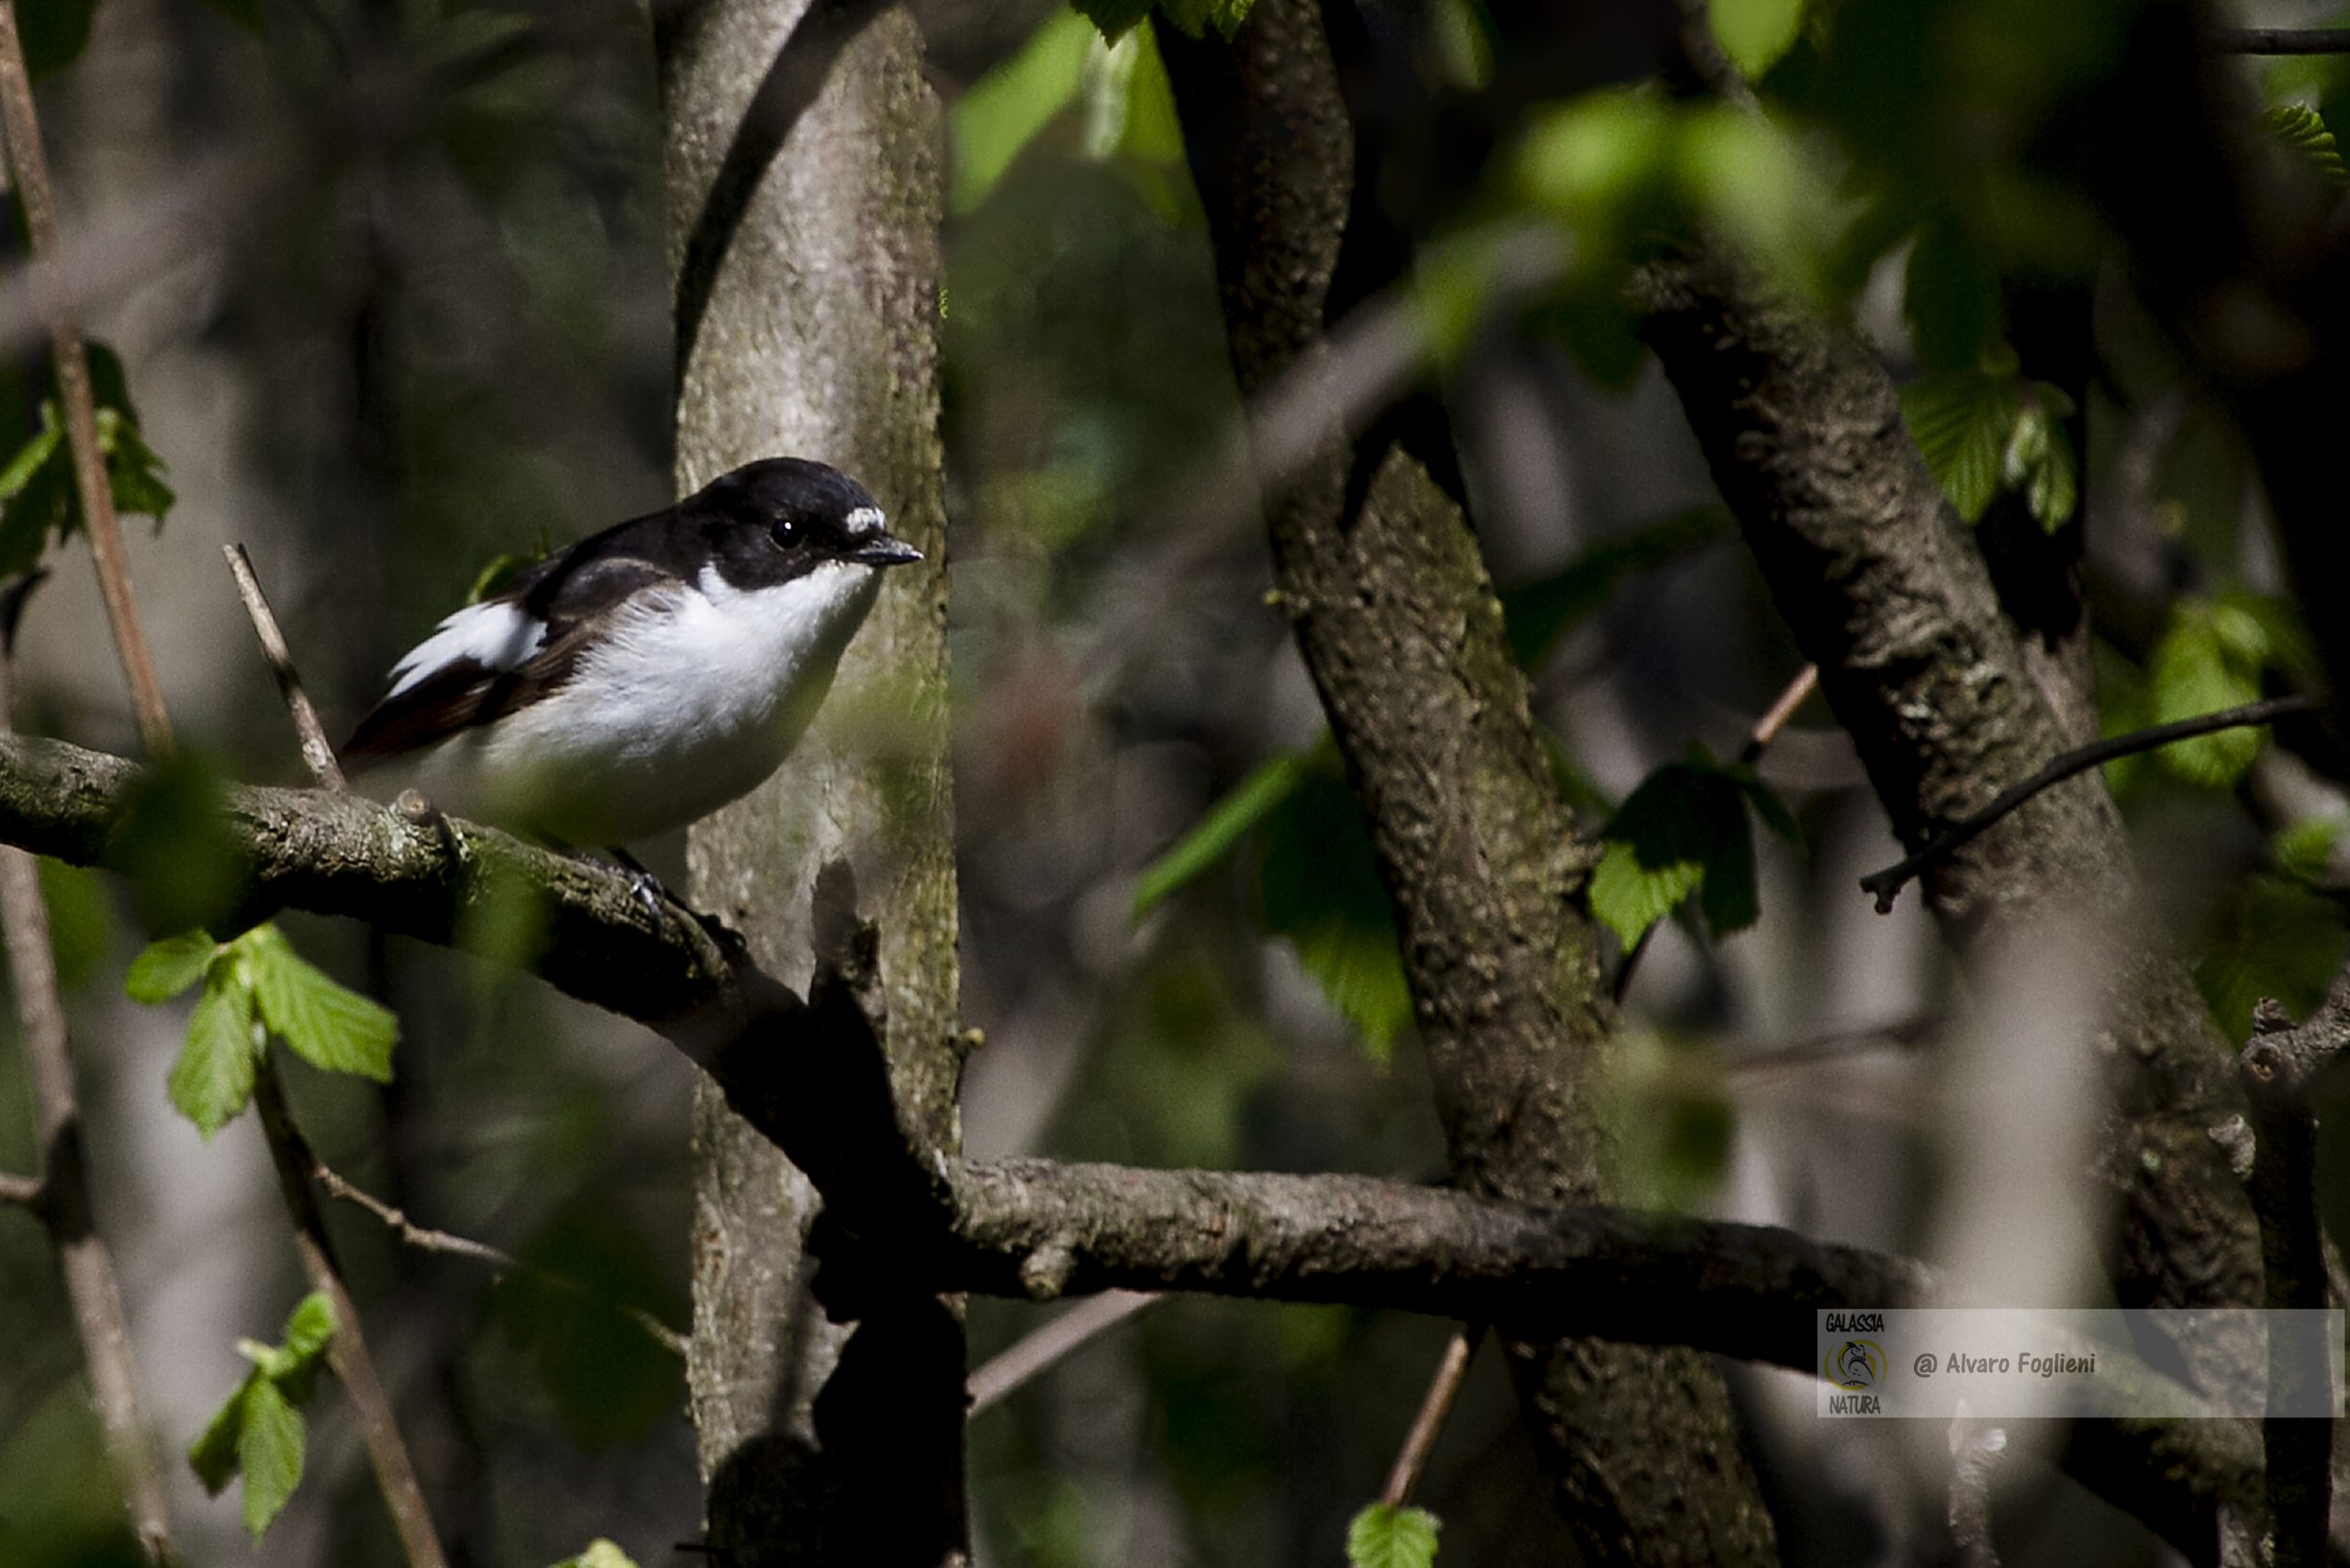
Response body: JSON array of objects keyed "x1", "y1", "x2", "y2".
[{"x1": 691, "y1": 457, "x2": 922, "y2": 587}]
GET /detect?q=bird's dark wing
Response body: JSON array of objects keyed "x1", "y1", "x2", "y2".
[{"x1": 341, "y1": 553, "x2": 682, "y2": 762}]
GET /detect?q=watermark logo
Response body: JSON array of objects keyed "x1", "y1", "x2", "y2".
[{"x1": 1825, "y1": 1338, "x2": 1886, "y2": 1391}]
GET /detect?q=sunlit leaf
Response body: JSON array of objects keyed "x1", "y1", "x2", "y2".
[
  {"x1": 1347, "y1": 1502, "x2": 1441, "y2": 1568},
  {"x1": 188, "y1": 1372, "x2": 254, "y2": 1495},
  {"x1": 2149, "y1": 598, "x2": 2270, "y2": 787},
  {"x1": 1901, "y1": 367, "x2": 2019, "y2": 522},
  {"x1": 1255, "y1": 765, "x2": 1413, "y2": 1058},
  {"x1": 243, "y1": 926, "x2": 397, "y2": 1082},
  {"x1": 168, "y1": 972, "x2": 259, "y2": 1139},
  {"x1": 552, "y1": 1544, "x2": 641, "y2": 1568},
  {"x1": 124, "y1": 930, "x2": 217, "y2": 1003},
  {"x1": 1590, "y1": 751, "x2": 1779, "y2": 947},
  {"x1": 2274, "y1": 813, "x2": 2349, "y2": 883},
  {"x1": 235, "y1": 1378, "x2": 305, "y2": 1540},
  {"x1": 278, "y1": 1293, "x2": 337, "y2": 1372}
]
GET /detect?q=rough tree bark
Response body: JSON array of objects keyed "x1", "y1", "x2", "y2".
[
  {"x1": 1631, "y1": 246, "x2": 2259, "y2": 1324},
  {"x1": 1161, "y1": 4, "x2": 1776, "y2": 1561},
  {"x1": 656, "y1": 3, "x2": 965, "y2": 1562}
]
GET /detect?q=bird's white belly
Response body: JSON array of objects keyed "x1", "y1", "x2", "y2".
[{"x1": 418, "y1": 562, "x2": 879, "y2": 845}]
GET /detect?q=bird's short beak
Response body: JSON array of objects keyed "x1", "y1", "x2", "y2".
[{"x1": 850, "y1": 534, "x2": 923, "y2": 567}]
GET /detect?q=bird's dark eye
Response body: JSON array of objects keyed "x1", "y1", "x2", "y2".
[{"x1": 770, "y1": 517, "x2": 800, "y2": 548}]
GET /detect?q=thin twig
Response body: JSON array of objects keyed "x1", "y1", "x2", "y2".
[
  {"x1": 223, "y1": 544, "x2": 345, "y2": 790},
  {"x1": 0, "y1": 612, "x2": 175, "y2": 1562},
  {"x1": 252, "y1": 1070, "x2": 449, "y2": 1568},
  {"x1": 1860, "y1": 695, "x2": 2317, "y2": 913},
  {"x1": 965, "y1": 1290, "x2": 1158, "y2": 1416},
  {"x1": 222, "y1": 549, "x2": 449, "y2": 1566},
  {"x1": 0, "y1": 4, "x2": 170, "y2": 756},
  {"x1": 1382, "y1": 1327, "x2": 1478, "y2": 1507},
  {"x1": 2212, "y1": 28, "x2": 2350, "y2": 54},
  {"x1": 309, "y1": 1159, "x2": 688, "y2": 1359}
]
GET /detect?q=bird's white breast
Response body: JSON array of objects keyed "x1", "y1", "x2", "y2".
[{"x1": 422, "y1": 561, "x2": 882, "y2": 844}]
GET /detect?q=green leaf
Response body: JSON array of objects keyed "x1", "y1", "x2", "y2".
[
  {"x1": 1589, "y1": 839, "x2": 1706, "y2": 950},
  {"x1": 112, "y1": 748, "x2": 246, "y2": 935},
  {"x1": 2149, "y1": 598, "x2": 2269, "y2": 788},
  {"x1": 167, "y1": 972, "x2": 259, "y2": 1138},
  {"x1": 2264, "y1": 103, "x2": 2348, "y2": 185},
  {"x1": 1159, "y1": 0, "x2": 1255, "y2": 39},
  {"x1": 278, "y1": 1293, "x2": 337, "y2": 1372},
  {"x1": 951, "y1": 10, "x2": 1093, "y2": 213},
  {"x1": 1347, "y1": 1502, "x2": 1441, "y2": 1568},
  {"x1": 96, "y1": 407, "x2": 174, "y2": 521},
  {"x1": 1904, "y1": 217, "x2": 2004, "y2": 374},
  {"x1": 188, "y1": 1371, "x2": 254, "y2": 1495},
  {"x1": 235, "y1": 1377, "x2": 305, "y2": 1540},
  {"x1": 124, "y1": 930, "x2": 217, "y2": 1004},
  {"x1": 1501, "y1": 507, "x2": 1728, "y2": 667},
  {"x1": 2001, "y1": 385, "x2": 2078, "y2": 532},
  {"x1": 1590, "y1": 755, "x2": 1765, "y2": 947},
  {"x1": 242, "y1": 927, "x2": 397, "y2": 1081},
  {"x1": 1901, "y1": 369, "x2": 2020, "y2": 523},
  {"x1": 0, "y1": 416, "x2": 64, "y2": 579},
  {"x1": 1133, "y1": 747, "x2": 1318, "y2": 919},
  {"x1": 1710, "y1": 0, "x2": 1803, "y2": 80},
  {"x1": 552, "y1": 1544, "x2": 641, "y2": 1568}
]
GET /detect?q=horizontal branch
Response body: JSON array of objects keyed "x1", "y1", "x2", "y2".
[{"x1": 0, "y1": 733, "x2": 2273, "y2": 1549}]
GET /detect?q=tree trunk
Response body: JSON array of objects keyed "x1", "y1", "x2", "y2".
[
  {"x1": 1161, "y1": 4, "x2": 1777, "y2": 1560},
  {"x1": 655, "y1": 4, "x2": 966, "y2": 1562}
]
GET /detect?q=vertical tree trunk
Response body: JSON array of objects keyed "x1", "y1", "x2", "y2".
[
  {"x1": 656, "y1": 5, "x2": 966, "y2": 1562},
  {"x1": 1161, "y1": 4, "x2": 1777, "y2": 1561}
]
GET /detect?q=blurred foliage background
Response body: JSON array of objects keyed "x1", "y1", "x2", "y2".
[{"x1": 6, "y1": 0, "x2": 2350, "y2": 1563}]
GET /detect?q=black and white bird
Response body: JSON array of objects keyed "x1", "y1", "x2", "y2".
[{"x1": 342, "y1": 457, "x2": 920, "y2": 849}]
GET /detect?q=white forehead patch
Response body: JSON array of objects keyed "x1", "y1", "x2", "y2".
[{"x1": 845, "y1": 505, "x2": 886, "y2": 535}]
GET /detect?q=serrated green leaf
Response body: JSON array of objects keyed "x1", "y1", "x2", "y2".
[
  {"x1": 2264, "y1": 103, "x2": 2348, "y2": 186},
  {"x1": 1904, "y1": 216, "x2": 2004, "y2": 374},
  {"x1": 1347, "y1": 1502, "x2": 1441, "y2": 1568},
  {"x1": 1590, "y1": 838, "x2": 1706, "y2": 948},
  {"x1": 1590, "y1": 758, "x2": 1760, "y2": 946},
  {"x1": 1735, "y1": 771, "x2": 1802, "y2": 845},
  {"x1": 236, "y1": 1377, "x2": 305, "y2": 1540},
  {"x1": 188, "y1": 1370, "x2": 255, "y2": 1495},
  {"x1": 1901, "y1": 370, "x2": 2019, "y2": 523},
  {"x1": 1134, "y1": 747, "x2": 1318, "y2": 919},
  {"x1": 96, "y1": 407, "x2": 174, "y2": 521},
  {"x1": 169, "y1": 972, "x2": 259, "y2": 1138},
  {"x1": 125, "y1": 930, "x2": 217, "y2": 1003},
  {"x1": 242, "y1": 927, "x2": 397, "y2": 1081},
  {"x1": 2150, "y1": 599, "x2": 2269, "y2": 787},
  {"x1": 278, "y1": 1293, "x2": 337, "y2": 1372}
]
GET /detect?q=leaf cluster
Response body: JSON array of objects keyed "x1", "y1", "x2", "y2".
[
  {"x1": 127, "y1": 924, "x2": 398, "y2": 1138},
  {"x1": 187, "y1": 1293, "x2": 336, "y2": 1540}
]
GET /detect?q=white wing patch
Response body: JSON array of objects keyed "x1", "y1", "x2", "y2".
[
  {"x1": 844, "y1": 505, "x2": 886, "y2": 536},
  {"x1": 387, "y1": 599, "x2": 546, "y2": 697}
]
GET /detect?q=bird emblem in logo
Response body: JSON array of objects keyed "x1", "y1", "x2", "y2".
[{"x1": 1826, "y1": 1338, "x2": 1886, "y2": 1390}]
